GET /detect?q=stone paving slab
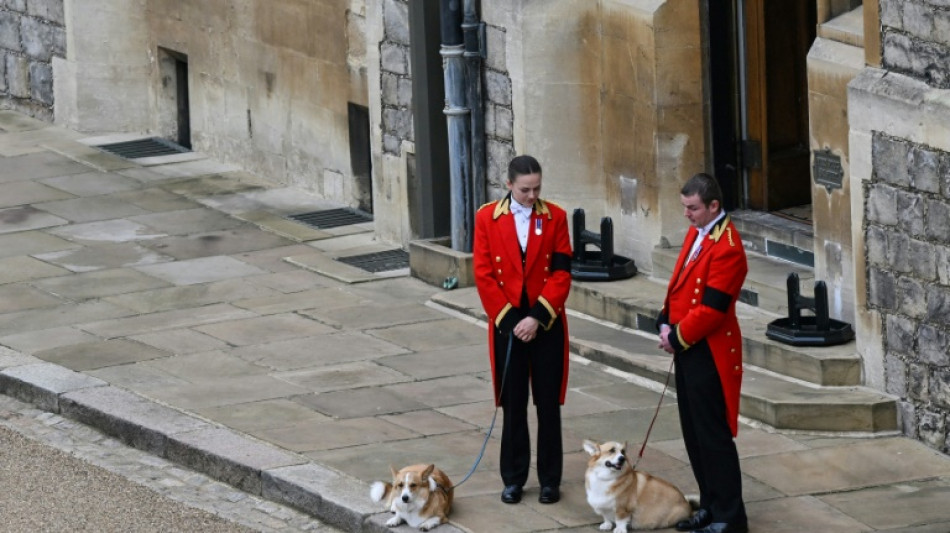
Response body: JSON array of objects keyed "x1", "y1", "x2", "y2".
[
  {"x1": 34, "y1": 338, "x2": 172, "y2": 371},
  {"x1": 0, "y1": 229, "x2": 78, "y2": 258},
  {"x1": 139, "y1": 226, "x2": 297, "y2": 260},
  {"x1": 40, "y1": 170, "x2": 143, "y2": 196},
  {"x1": 134, "y1": 255, "x2": 268, "y2": 285},
  {"x1": 34, "y1": 242, "x2": 175, "y2": 272},
  {"x1": 34, "y1": 194, "x2": 153, "y2": 222},
  {"x1": 0, "y1": 205, "x2": 69, "y2": 233},
  {"x1": 0, "y1": 180, "x2": 76, "y2": 207}
]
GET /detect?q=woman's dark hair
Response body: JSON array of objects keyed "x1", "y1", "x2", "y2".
[
  {"x1": 507, "y1": 155, "x2": 542, "y2": 183},
  {"x1": 680, "y1": 172, "x2": 723, "y2": 207}
]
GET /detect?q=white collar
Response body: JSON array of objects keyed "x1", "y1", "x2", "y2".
[{"x1": 698, "y1": 211, "x2": 726, "y2": 236}]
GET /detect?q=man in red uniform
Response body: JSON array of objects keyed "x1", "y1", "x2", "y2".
[
  {"x1": 473, "y1": 155, "x2": 572, "y2": 505},
  {"x1": 657, "y1": 173, "x2": 749, "y2": 533}
]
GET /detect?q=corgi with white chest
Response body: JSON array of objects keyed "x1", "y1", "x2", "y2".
[
  {"x1": 369, "y1": 464, "x2": 453, "y2": 531},
  {"x1": 583, "y1": 440, "x2": 696, "y2": 532}
]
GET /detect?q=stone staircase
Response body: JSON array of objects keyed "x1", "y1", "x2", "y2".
[{"x1": 430, "y1": 212, "x2": 898, "y2": 434}]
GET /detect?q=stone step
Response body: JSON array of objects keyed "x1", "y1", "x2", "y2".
[
  {"x1": 652, "y1": 245, "x2": 815, "y2": 316},
  {"x1": 430, "y1": 280, "x2": 897, "y2": 434},
  {"x1": 730, "y1": 209, "x2": 815, "y2": 267}
]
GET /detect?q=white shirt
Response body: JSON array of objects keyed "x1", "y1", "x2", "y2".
[
  {"x1": 687, "y1": 211, "x2": 726, "y2": 264},
  {"x1": 510, "y1": 200, "x2": 533, "y2": 252}
]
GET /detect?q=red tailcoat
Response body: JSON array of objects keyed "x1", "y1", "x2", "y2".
[
  {"x1": 473, "y1": 196, "x2": 573, "y2": 405},
  {"x1": 658, "y1": 215, "x2": 748, "y2": 435}
]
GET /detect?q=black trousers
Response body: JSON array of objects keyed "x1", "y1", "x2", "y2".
[
  {"x1": 494, "y1": 315, "x2": 565, "y2": 488},
  {"x1": 675, "y1": 341, "x2": 747, "y2": 525}
]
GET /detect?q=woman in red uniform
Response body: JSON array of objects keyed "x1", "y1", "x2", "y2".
[{"x1": 473, "y1": 155, "x2": 573, "y2": 505}]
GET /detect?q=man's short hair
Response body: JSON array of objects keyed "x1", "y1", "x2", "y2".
[
  {"x1": 508, "y1": 155, "x2": 542, "y2": 183},
  {"x1": 680, "y1": 173, "x2": 723, "y2": 207}
]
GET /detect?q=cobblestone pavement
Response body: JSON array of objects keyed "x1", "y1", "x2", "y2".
[{"x1": 0, "y1": 394, "x2": 341, "y2": 533}]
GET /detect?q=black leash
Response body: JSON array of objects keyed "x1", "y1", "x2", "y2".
[
  {"x1": 446, "y1": 334, "x2": 514, "y2": 491},
  {"x1": 632, "y1": 355, "x2": 676, "y2": 470}
]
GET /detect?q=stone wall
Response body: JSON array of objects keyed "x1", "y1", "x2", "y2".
[
  {"x1": 866, "y1": 132, "x2": 950, "y2": 454},
  {"x1": 379, "y1": 0, "x2": 411, "y2": 155},
  {"x1": 483, "y1": 22, "x2": 514, "y2": 200},
  {"x1": 880, "y1": 0, "x2": 950, "y2": 88},
  {"x1": 0, "y1": 0, "x2": 65, "y2": 120}
]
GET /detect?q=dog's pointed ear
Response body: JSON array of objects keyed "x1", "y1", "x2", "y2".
[
  {"x1": 623, "y1": 441, "x2": 629, "y2": 453},
  {"x1": 421, "y1": 464, "x2": 435, "y2": 480},
  {"x1": 390, "y1": 465, "x2": 399, "y2": 480},
  {"x1": 583, "y1": 439, "x2": 599, "y2": 456}
]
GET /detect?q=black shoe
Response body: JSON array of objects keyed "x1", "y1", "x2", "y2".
[
  {"x1": 538, "y1": 485, "x2": 560, "y2": 504},
  {"x1": 501, "y1": 484, "x2": 523, "y2": 504},
  {"x1": 675, "y1": 508, "x2": 711, "y2": 532},
  {"x1": 692, "y1": 522, "x2": 748, "y2": 533}
]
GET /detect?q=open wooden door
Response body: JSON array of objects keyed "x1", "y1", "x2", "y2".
[{"x1": 743, "y1": 0, "x2": 816, "y2": 211}]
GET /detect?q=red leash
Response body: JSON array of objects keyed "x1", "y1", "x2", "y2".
[{"x1": 633, "y1": 356, "x2": 676, "y2": 470}]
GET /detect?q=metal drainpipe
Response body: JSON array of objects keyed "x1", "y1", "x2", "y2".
[
  {"x1": 462, "y1": 0, "x2": 486, "y2": 225},
  {"x1": 441, "y1": 0, "x2": 473, "y2": 252}
]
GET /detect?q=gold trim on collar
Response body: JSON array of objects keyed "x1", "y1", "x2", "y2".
[
  {"x1": 492, "y1": 197, "x2": 511, "y2": 220},
  {"x1": 708, "y1": 214, "x2": 732, "y2": 243},
  {"x1": 493, "y1": 196, "x2": 553, "y2": 220}
]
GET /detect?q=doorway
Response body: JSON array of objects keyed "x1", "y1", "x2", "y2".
[
  {"x1": 157, "y1": 48, "x2": 192, "y2": 150},
  {"x1": 708, "y1": 0, "x2": 817, "y2": 214}
]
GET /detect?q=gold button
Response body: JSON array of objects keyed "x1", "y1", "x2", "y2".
[
  {"x1": 497, "y1": 269, "x2": 502, "y2": 275},
  {"x1": 694, "y1": 288, "x2": 700, "y2": 294},
  {"x1": 546, "y1": 254, "x2": 550, "y2": 259},
  {"x1": 696, "y1": 278, "x2": 701, "y2": 284},
  {"x1": 726, "y1": 331, "x2": 732, "y2": 336},
  {"x1": 691, "y1": 299, "x2": 697, "y2": 304},
  {"x1": 499, "y1": 281, "x2": 504, "y2": 286},
  {"x1": 731, "y1": 348, "x2": 736, "y2": 353},
  {"x1": 544, "y1": 267, "x2": 549, "y2": 272},
  {"x1": 496, "y1": 256, "x2": 501, "y2": 262},
  {"x1": 543, "y1": 278, "x2": 548, "y2": 282},
  {"x1": 734, "y1": 365, "x2": 740, "y2": 371}
]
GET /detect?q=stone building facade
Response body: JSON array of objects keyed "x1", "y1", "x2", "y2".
[
  {"x1": 0, "y1": 0, "x2": 65, "y2": 120},
  {"x1": 6, "y1": 0, "x2": 949, "y2": 453}
]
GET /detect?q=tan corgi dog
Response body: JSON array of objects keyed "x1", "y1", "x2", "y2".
[
  {"x1": 583, "y1": 440, "x2": 696, "y2": 532},
  {"x1": 369, "y1": 464, "x2": 453, "y2": 531}
]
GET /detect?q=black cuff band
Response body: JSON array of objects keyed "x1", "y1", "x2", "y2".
[
  {"x1": 701, "y1": 286, "x2": 732, "y2": 313},
  {"x1": 551, "y1": 252, "x2": 571, "y2": 273}
]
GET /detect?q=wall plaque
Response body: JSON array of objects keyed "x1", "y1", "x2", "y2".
[{"x1": 814, "y1": 149, "x2": 844, "y2": 191}]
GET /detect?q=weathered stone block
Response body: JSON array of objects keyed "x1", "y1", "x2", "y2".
[
  {"x1": 382, "y1": 133, "x2": 400, "y2": 155},
  {"x1": 927, "y1": 285, "x2": 950, "y2": 326},
  {"x1": 935, "y1": 10, "x2": 950, "y2": 48},
  {"x1": 0, "y1": 51, "x2": 6, "y2": 94},
  {"x1": 924, "y1": 198, "x2": 950, "y2": 244},
  {"x1": 883, "y1": 31, "x2": 914, "y2": 72},
  {"x1": 867, "y1": 182, "x2": 899, "y2": 226},
  {"x1": 869, "y1": 267, "x2": 898, "y2": 311},
  {"x1": 380, "y1": 42, "x2": 408, "y2": 75},
  {"x1": 26, "y1": 0, "x2": 64, "y2": 25},
  {"x1": 911, "y1": 145, "x2": 942, "y2": 194},
  {"x1": 908, "y1": 361, "x2": 930, "y2": 402},
  {"x1": 383, "y1": 0, "x2": 409, "y2": 46},
  {"x1": 487, "y1": 137, "x2": 515, "y2": 190},
  {"x1": 885, "y1": 230, "x2": 912, "y2": 274},
  {"x1": 897, "y1": 190, "x2": 925, "y2": 237},
  {"x1": 879, "y1": 0, "x2": 903, "y2": 29},
  {"x1": 485, "y1": 24, "x2": 506, "y2": 72},
  {"x1": 918, "y1": 324, "x2": 950, "y2": 366},
  {"x1": 0, "y1": 11, "x2": 20, "y2": 49},
  {"x1": 897, "y1": 277, "x2": 928, "y2": 319},
  {"x1": 884, "y1": 351, "x2": 908, "y2": 397},
  {"x1": 873, "y1": 134, "x2": 911, "y2": 188},
  {"x1": 903, "y1": 1, "x2": 935, "y2": 42},
  {"x1": 382, "y1": 106, "x2": 412, "y2": 140},
  {"x1": 0, "y1": 0, "x2": 26, "y2": 12},
  {"x1": 494, "y1": 104, "x2": 513, "y2": 141},
  {"x1": 886, "y1": 313, "x2": 917, "y2": 354},
  {"x1": 932, "y1": 368, "x2": 950, "y2": 410},
  {"x1": 5, "y1": 53, "x2": 29, "y2": 98},
  {"x1": 20, "y1": 16, "x2": 65, "y2": 61},
  {"x1": 913, "y1": 39, "x2": 950, "y2": 89},
  {"x1": 936, "y1": 245, "x2": 950, "y2": 285},
  {"x1": 29, "y1": 60, "x2": 51, "y2": 105},
  {"x1": 380, "y1": 71, "x2": 398, "y2": 105},
  {"x1": 898, "y1": 400, "x2": 917, "y2": 437},
  {"x1": 918, "y1": 409, "x2": 947, "y2": 451},
  {"x1": 396, "y1": 77, "x2": 412, "y2": 107},
  {"x1": 908, "y1": 238, "x2": 936, "y2": 281},
  {"x1": 485, "y1": 69, "x2": 511, "y2": 106}
]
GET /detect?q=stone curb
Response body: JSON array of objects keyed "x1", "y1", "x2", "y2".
[{"x1": 0, "y1": 359, "x2": 413, "y2": 533}]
